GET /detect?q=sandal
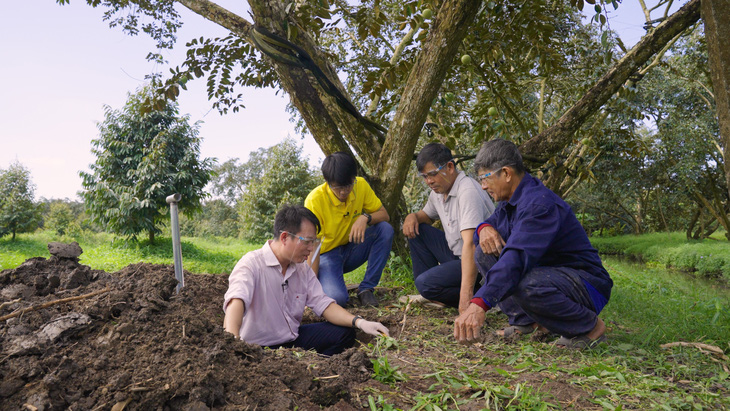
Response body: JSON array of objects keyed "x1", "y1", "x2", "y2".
[
  {"x1": 498, "y1": 324, "x2": 536, "y2": 337},
  {"x1": 554, "y1": 334, "x2": 607, "y2": 349}
]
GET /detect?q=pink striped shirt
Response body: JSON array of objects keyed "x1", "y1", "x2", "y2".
[{"x1": 223, "y1": 241, "x2": 335, "y2": 346}]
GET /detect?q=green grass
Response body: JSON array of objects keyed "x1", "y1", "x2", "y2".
[
  {"x1": 591, "y1": 231, "x2": 730, "y2": 281},
  {"x1": 601, "y1": 257, "x2": 730, "y2": 346},
  {"x1": 0, "y1": 230, "x2": 257, "y2": 274}
]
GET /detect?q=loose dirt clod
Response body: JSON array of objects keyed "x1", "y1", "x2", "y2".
[{"x1": 47, "y1": 242, "x2": 83, "y2": 261}]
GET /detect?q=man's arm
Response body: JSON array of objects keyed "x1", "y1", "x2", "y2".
[
  {"x1": 402, "y1": 210, "x2": 434, "y2": 238},
  {"x1": 223, "y1": 298, "x2": 244, "y2": 338},
  {"x1": 458, "y1": 229, "x2": 477, "y2": 314},
  {"x1": 350, "y1": 205, "x2": 389, "y2": 244},
  {"x1": 321, "y1": 302, "x2": 390, "y2": 336}
]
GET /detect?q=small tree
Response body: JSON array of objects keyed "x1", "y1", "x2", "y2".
[
  {"x1": 238, "y1": 138, "x2": 321, "y2": 242},
  {"x1": 80, "y1": 87, "x2": 214, "y2": 243},
  {"x1": 0, "y1": 161, "x2": 40, "y2": 240},
  {"x1": 46, "y1": 202, "x2": 75, "y2": 236}
]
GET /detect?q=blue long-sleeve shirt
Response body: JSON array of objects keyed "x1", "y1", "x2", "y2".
[{"x1": 473, "y1": 173, "x2": 612, "y2": 308}]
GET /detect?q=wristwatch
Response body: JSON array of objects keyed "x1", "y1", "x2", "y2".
[
  {"x1": 352, "y1": 315, "x2": 363, "y2": 328},
  {"x1": 361, "y1": 212, "x2": 372, "y2": 225}
]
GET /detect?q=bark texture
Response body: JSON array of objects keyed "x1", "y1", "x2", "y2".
[
  {"x1": 373, "y1": 0, "x2": 482, "y2": 213},
  {"x1": 519, "y1": 0, "x2": 701, "y2": 161},
  {"x1": 701, "y1": 0, "x2": 730, "y2": 201}
]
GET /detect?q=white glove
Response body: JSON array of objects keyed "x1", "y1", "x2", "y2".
[{"x1": 357, "y1": 319, "x2": 390, "y2": 337}]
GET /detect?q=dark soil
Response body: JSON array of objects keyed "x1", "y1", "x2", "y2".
[{"x1": 0, "y1": 256, "x2": 600, "y2": 410}]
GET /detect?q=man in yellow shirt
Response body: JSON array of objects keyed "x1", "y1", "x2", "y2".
[{"x1": 305, "y1": 152, "x2": 393, "y2": 307}]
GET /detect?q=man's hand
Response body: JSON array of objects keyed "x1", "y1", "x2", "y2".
[
  {"x1": 349, "y1": 215, "x2": 369, "y2": 244},
  {"x1": 458, "y1": 290, "x2": 473, "y2": 314},
  {"x1": 357, "y1": 319, "x2": 390, "y2": 337},
  {"x1": 454, "y1": 303, "x2": 487, "y2": 343},
  {"x1": 402, "y1": 213, "x2": 420, "y2": 239},
  {"x1": 478, "y1": 225, "x2": 505, "y2": 256}
]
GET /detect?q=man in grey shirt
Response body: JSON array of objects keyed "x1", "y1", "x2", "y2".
[{"x1": 402, "y1": 143, "x2": 495, "y2": 313}]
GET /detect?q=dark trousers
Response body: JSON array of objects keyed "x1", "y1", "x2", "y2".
[
  {"x1": 475, "y1": 248, "x2": 598, "y2": 338},
  {"x1": 409, "y1": 224, "x2": 481, "y2": 308},
  {"x1": 268, "y1": 322, "x2": 355, "y2": 356}
]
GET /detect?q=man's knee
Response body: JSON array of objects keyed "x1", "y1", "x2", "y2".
[
  {"x1": 414, "y1": 273, "x2": 438, "y2": 300},
  {"x1": 373, "y1": 221, "x2": 394, "y2": 241}
]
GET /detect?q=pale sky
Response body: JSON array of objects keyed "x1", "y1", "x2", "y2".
[{"x1": 0, "y1": 1, "x2": 678, "y2": 200}]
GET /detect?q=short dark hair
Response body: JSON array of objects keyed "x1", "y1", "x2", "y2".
[
  {"x1": 321, "y1": 152, "x2": 357, "y2": 186},
  {"x1": 416, "y1": 143, "x2": 454, "y2": 172},
  {"x1": 273, "y1": 205, "x2": 321, "y2": 239},
  {"x1": 473, "y1": 138, "x2": 527, "y2": 175}
]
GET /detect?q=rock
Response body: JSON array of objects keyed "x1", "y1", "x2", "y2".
[
  {"x1": 37, "y1": 313, "x2": 92, "y2": 343},
  {"x1": 47, "y1": 242, "x2": 83, "y2": 260}
]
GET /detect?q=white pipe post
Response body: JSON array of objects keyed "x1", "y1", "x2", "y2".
[{"x1": 166, "y1": 193, "x2": 184, "y2": 294}]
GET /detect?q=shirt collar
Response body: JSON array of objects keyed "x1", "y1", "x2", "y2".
[
  {"x1": 507, "y1": 172, "x2": 534, "y2": 207},
  {"x1": 446, "y1": 171, "x2": 467, "y2": 198},
  {"x1": 262, "y1": 240, "x2": 280, "y2": 267},
  {"x1": 262, "y1": 240, "x2": 298, "y2": 280},
  {"x1": 326, "y1": 180, "x2": 356, "y2": 206}
]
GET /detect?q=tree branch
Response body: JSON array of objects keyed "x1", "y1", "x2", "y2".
[{"x1": 519, "y1": 0, "x2": 701, "y2": 160}]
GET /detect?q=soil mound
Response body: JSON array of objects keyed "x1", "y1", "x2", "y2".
[{"x1": 0, "y1": 257, "x2": 376, "y2": 410}]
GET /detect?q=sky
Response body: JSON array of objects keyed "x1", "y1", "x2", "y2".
[{"x1": 0, "y1": 0, "x2": 684, "y2": 200}]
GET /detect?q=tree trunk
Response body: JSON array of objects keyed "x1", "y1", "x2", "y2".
[
  {"x1": 519, "y1": 0, "x2": 701, "y2": 161},
  {"x1": 702, "y1": 0, "x2": 730, "y2": 203},
  {"x1": 149, "y1": 230, "x2": 155, "y2": 244},
  {"x1": 687, "y1": 207, "x2": 701, "y2": 239},
  {"x1": 371, "y1": 0, "x2": 482, "y2": 215}
]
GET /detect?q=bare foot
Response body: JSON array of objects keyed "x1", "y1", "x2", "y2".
[{"x1": 586, "y1": 317, "x2": 606, "y2": 340}]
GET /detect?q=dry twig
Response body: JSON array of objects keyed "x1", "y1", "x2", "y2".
[
  {"x1": 660, "y1": 341, "x2": 729, "y2": 361},
  {"x1": 0, "y1": 287, "x2": 111, "y2": 322},
  {"x1": 0, "y1": 298, "x2": 22, "y2": 310}
]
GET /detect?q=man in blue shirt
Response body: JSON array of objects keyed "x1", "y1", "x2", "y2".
[{"x1": 454, "y1": 139, "x2": 613, "y2": 349}]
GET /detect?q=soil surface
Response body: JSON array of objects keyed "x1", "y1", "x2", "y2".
[{"x1": 0, "y1": 255, "x2": 609, "y2": 410}]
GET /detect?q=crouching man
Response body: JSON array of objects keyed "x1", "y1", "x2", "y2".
[
  {"x1": 223, "y1": 205, "x2": 389, "y2": 356},
  {"x1": 454, "y1": 139, "x2": 613, "y2": 349}
]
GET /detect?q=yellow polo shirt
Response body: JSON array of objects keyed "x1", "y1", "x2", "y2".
[{"x1": 304, "y1": 177, "x2": 383, "y2": 253}]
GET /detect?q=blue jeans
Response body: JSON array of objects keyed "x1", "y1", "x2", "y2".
[
  {"x1": 409, "y1": 224, "x2": 481, "y2": 308},
  {"x1": 475, "y1": 248, "x2": 599, "y2": 338},
  {"x1": 267, "y1": 322, "x2": 355, "y2": 356},
  {"x1": 318, "y1": 221, "x2": 394, "y2": 306}
]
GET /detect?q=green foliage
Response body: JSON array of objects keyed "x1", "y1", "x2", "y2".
[
  {"x1": 179, "y1": 199, "x2": 239, "y2": 238},
  {"x1": 591, "y1": 231, "x2": 730, "y2": 280},
  {"x1": 237, "y1": 137, "x2": 321, "y2": 242},
  {"x1": 0, "y1": 161, "x2": 41, "y2": 240},
  {"x1": 380, "y1": 251, "x2": 416, "y2": 293},
  {"x1": 45, "y1": 202, "x2": 76, "y2": 236},
  {"x1": 80, "y1": 86, "x2": 214, "y2": 243}
]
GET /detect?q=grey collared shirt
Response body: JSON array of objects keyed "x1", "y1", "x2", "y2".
[{"x1": 422, "y1": 171, "x2": 495, "y2": 256}]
